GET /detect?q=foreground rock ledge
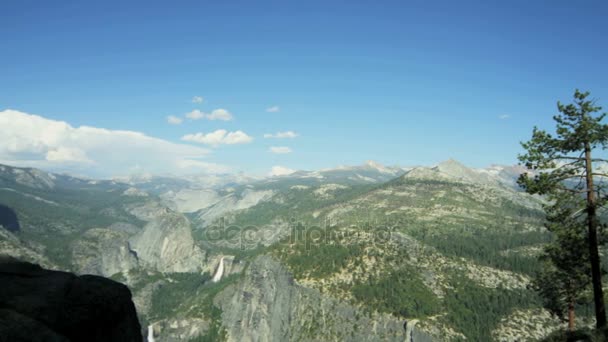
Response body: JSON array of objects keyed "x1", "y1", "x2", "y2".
[{"x1": 0, "y1": 255, "x2": 142, "y2": 341}]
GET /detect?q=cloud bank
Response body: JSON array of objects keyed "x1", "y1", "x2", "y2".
[{"x1": 0, "y1": 109, "x2": 228, "y2": 177}]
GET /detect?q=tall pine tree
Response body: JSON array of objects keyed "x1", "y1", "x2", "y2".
[{"x1": 519, "y1": 89, "x2": 608, "y2": 328}]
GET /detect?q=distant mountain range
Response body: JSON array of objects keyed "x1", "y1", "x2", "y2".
[{"x1": 0, "y1": 158, "x2": 530, "y2": 191}]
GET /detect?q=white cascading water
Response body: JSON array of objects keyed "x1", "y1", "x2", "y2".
[
  {"x1": 212, "y1": 256, "x2": 225, "y2": 282},
  {"x1": 404, "y1": 319, "x2": 419, "y2": 342},
  {"x1": 147, "y1": 324, "x2": 155, "y2": 342}
]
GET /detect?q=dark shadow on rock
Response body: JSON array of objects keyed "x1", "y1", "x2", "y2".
[
  {"x1": 0, "y1": 204, "x2": 20, "y2": 232},
  {"x1": 0, "y1": 256, "x2": 142, "y2": 341}
]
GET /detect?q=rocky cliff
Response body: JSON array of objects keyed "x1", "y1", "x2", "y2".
[
  {"x1": 71, "y1": 227, "x2": 139, "y2": 277},
  {"x1": 215, "y1": 255, "x2": 433, "y2": 341},
  {"x1": 0, "y1": 256, "x2": 142, "y2": 341},
  {"x1": 128, "y1": 203, "x2": 205, "y2": 273}
]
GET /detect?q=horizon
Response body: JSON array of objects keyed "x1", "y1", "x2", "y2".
[
  {"x1": 0, "y1": 152, "x2": 516, "y2": 181},
  {"x1": 2, "y1": 1, "x2": 607, "y2": 178}
]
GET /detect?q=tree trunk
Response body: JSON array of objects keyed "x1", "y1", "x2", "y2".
[
  {"x1": 568, "y1": 299, "x2": 575, "y2": 332},
  {"x1": 585, "y1": 143, "x2": 607, "y2": 329}
]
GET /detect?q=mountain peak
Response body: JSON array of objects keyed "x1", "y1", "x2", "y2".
[
  {"x1": 364, "y1": 160, "x2": 383, "y2": 168},
  {"x1": 434, "y1": 159, "x2": 471, "y2": 175},
  {"x1": 436, "y1": 158, "x2": 465, "y2": 168},
  {"x1": 435, "y1": 158, "x2": 469, "y2": 169},
  {"x1": 362, "y1": 160, "x2": 396, "y2": 174},
  {"x1": 433, "y1": 159, "x2": 501, "y2": 185}
]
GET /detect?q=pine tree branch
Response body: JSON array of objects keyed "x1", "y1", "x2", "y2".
[
  {"x1": 555, "y1": 161, "x2": 583, "y2": 171},
  {"x1": 552, "y1": 174, "x2": 586, "y2": 182},
  {"x1": 569, "y1": 207, "x2": 587, "y2": 219},
  {"x1": 554, "y1": 155, "x2": 585, "y2": 161},
  {"x1": 556, "y1": 185, "x2": 588, "y2": 194}
]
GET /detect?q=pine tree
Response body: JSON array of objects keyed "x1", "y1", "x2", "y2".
[
  {"x1": 530, "y1": 197, "x2": 591, "y2": 330},
  {"x1": 519, "y1": 89, "x2": 608, "y2": 328}
]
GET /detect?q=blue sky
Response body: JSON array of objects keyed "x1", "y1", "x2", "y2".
[{"x1": 1, "y1": 0, "x2": 607, "y2": 177}]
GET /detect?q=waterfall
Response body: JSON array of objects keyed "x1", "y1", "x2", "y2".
[
  {"x1": 404, "y1": 319, "x2": 418, "y2": 342},
  {"x1": 212, "y1": 256, "x2": 225, "y2": 282},
  {"x1": 147, "y1": 324, "x2": 155, "y2": 342}
]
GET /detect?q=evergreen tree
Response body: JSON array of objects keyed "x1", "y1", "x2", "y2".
[
  {"x1": 530, "y1": 198, "x2": 591, "y2": 331},
  {"x1": 518, "y1": 89, "x2": 608, "y2": 328}
]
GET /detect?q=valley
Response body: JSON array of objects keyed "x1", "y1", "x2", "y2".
[{"x1": 0, "y1": 160, "x2": 574, "y2": 341}]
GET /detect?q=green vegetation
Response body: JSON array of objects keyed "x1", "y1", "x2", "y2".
[
  {"x1": 285, "y1": 241, "x2": 359, "y2": 278},
  {"x1": 272, "y1": 220, "x2": 549, "y2": 339},
  {"x1": 188, "y1": 305, "x2": 226, "y2": 342},
  {"x1": 541, "y1": 327, "x2": 608, "y2": 342},
  {"x1": 150, "y1": 272, "x2": 212, "y2": 319},
  {"x1": 352, "y1": 266, "x2": 440, "y2": 318},
  {"x1": 227, "y1": 183, "x2": 378, "y2": 227},
  {"x1": 531, "y1": 203, "x2": 592, "y2": 330},
  {"x1": 145, "y1": 270, "x2": 240, "y2": 341},
  {"x1": 409, "y1": 225, "x2": 550, "y2": 275},
  {"x1": 443, "y1": 275, "x2": 539, "y2": 341}
]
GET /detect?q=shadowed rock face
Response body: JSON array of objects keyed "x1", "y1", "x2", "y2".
[
  {"x1": 0, "y1": 256, "x2": 142, "y2": 341},
  {"x1": 0, "y1": 204, "x2": 19, "y2": 232}
]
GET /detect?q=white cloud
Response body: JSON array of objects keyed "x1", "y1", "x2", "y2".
[
  {"x1": 263, "y1": 131, "x2": 299, "y2": 139},
  {"x1": 266, "y1": 106, "x2": 280, "y2": 113},
  {"x1": 269, "y1": 165, "x2": 296, "y2": 176},
  {"x1": 182, "y1": 129, "x2": 253, "y2": 146},
  {"x1": 167, "y1": 115, "x2": 183, "y2": 125},
  {"x1": 206, "y1": 108, "x2": 233, "y2": 121},
  {"x1": 192, "y1": 96, "x2": 204, "y2": 104},
  {"x1": 269, "y1": 146, "x2": 292, "y2": 154},
  {"x1": 185, "y1": 108, "x2": 233, "y2": 121},
  {"x1": 46, "y1": 147, "x2": 93, "y2": 164},
  {"x1": 499, "y1": 114, "x2": 510, "y2": 120},
  {"x1": 186, "y1": 109, "x2": 206, "y2": 120},
  {"x1": 0, "y1": 109, "x2": 226, "y2": 177}
]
